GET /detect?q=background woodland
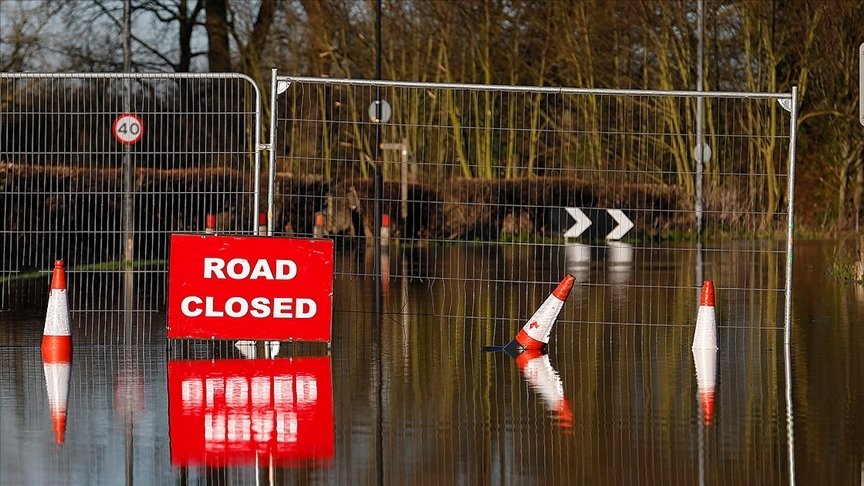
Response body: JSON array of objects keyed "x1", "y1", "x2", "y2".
[{"x1": 1, "y1": 0, "x2": 863, "y2": 234}]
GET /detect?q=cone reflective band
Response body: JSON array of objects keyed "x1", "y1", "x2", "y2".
[
  {"x1": 692, "y1": 281, "x2": 718, "y2": 350},
  {"x1": 512, "y1": 274, "x2": 575, "y2": 350},
  {"x1": 42, "y1": 260, "x2": 72, "y2": 362}
]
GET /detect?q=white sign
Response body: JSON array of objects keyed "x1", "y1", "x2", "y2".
[
  {"x1": 605, "y1": 209, "x2": 635, "y2": 240},
  {"x1": 113, "y1": 113, "x2": 144, "y2": 145},
  {"x1": 693, "y1": 143, "x2": 712, "y2": 162},
  {"x1": 563, "y1": 208, "x2": 592, "y2": 238},
  {"x1": 368, "y1": 100, "x2": 391, "y2": 123}
]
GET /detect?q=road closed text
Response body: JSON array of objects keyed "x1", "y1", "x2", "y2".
[
  {"x1": 184, "y1": 257, "x2": 313, "y2": 318},
  {"x1": 180, "y1": 296, "x2": 316, "y2": 318},
  {"x1": 203, "y1": 257, "x2": 297, "y2": 280}
]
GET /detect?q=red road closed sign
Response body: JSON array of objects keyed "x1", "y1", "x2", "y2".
[{"x1": 167, "y1": 234, "x2": 333, "y2": 341}]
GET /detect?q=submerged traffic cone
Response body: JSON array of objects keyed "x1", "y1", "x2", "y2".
[
  {"x1": 205, "y1": 214, "x2": 216, "y2": 235},
  {"x1": 42, "y1": 260, "x2": 72, "y2": 443},
  {"x1": 692, "y1": 281, "x2": 718, "y2": 350},
  {"x1": 515, "y1": 349, "x2": 574, "y2": 430},
  {"x1": 692, "y1": 347, "x2": 717, "y2": 426},
  {"x1": 258, "y1": 213, "x2": 267, "y2": 236},
  {"x1": 42, "y1": 260, "x2": 72, "y2": 362},
  {"x1": 504, "y1": 274, "x2": 576, "y2": 351}
]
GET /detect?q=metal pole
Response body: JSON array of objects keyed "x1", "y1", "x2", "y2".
[
  {"x1": 784, "y1": 86, "x2": 799, "y2": 485},
  {"x1": 695, "y1": 0, "x2": 705, "y2": 237},
  {"x1": 268, "y1": 68, "x2": 280, "y2": 236},
  {"x1": 401, "y1": 138, "x2": 408, "y2": 223},
  {"x1": 122, "y1": 0, "x2": 134, "y2": 343},
  {"x1": 374, "y1": 6, "x2": 384, "y2": 483},
  {"x1": 373, "y1": 0, "x2": 383, "y2": 315},
  {"x1": 784, "y1": 86, "x2": 799, "y2": 343}
]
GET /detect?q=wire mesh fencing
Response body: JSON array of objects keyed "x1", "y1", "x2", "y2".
[
  {"x1": 269, "y1": 74, "x2": 797, "y2": 332},
  {"x1": 1, "y1": 71, "x2": 797, "y2": 340},
  {"x1": 1, "y1": 73, "x2": 263, "y2": 342}
]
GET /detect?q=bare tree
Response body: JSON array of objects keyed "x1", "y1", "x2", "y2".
[
  {"x1": 137, "y1": 0, "x2": 207, "y2": 72},
  {"x1": 0, "y1": 0, "x2": 67, "y2": 71}
]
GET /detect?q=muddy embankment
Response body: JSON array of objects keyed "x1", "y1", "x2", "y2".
[{"x1": 1, "y1": 162, "x2": 690, "y2": 270}]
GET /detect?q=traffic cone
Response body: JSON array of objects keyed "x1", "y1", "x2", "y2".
[
  {"x1": 692, "y1": 347, "x2": 717, "y2": 426},
  {"x1": 42, "y1": 260, "x2": 72, "y2": 443},
  {"x1": 313, "y1": 212, "x2": 325, "y2": 239},
  {"x1": 205, "y1": 214, "x2": 216, "y2": 235},
  {"x1": 514, "y1": 349, "x2": 573, "y2": 430},
  {"x1": 504, "y1": 274, "x2": 576, "y2": 351},
  {"x1": 380, "y1": 214, "x2": 390, "y2": 247},
  {"x1": 692, "y1": 281, "x2": 718, "y2": 350},
  {"x1": 42, "y1": 260, "x2": 72, "y2": 362},
  {"x1": 258, "y1": 213, "x2": 267, "y2": 236}
]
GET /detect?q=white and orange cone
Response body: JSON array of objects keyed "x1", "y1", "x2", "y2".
[
  {"x1": 515, "y1": 349, "x2": 574, "y2": 431},
  {"x1": 42, "y1": 260, "x2": 72, "y2": 443},
  {"x1": 692, "y1": 280, "x2": 717, "y2": 426},
  {"x1": 692, "y1": 281, "x2": 718, "y2": 350},
  {"x1": 504, "y1": 274, "x2": 576, "y2": 351}
]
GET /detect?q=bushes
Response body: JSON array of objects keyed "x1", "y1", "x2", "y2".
[{"x1": 2, "y1": 163, "x2": 689, "y2": 270}]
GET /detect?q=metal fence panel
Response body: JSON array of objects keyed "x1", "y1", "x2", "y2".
[
  {"x1": 1, "y1": 71, "x2": 797, "y2": 340},
  {"x1": 1, "y1": 73, "x2": 263, "y2": 342},
  {"x1": 269, "y1": 74, "x2": 797, "y2": 331}
]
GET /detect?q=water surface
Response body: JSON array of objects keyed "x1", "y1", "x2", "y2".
[{"x1": 1, "y1": 240, "x2": 861, "y2": 484}]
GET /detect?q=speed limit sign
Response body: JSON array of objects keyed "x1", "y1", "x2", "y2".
[{"x1": 112, "y1": 113, "x2": 144, "y2": 145}]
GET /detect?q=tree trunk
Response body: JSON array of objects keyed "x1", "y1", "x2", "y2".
[{"x1": 205, "y1": 0, "x2": 231, "y2": 72}]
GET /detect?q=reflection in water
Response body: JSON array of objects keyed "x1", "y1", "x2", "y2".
[
  {"x1": 5, "y1": 242, "x2": 845, "y2": 484},
  {"x1": 115, "y1": 349, "x2": 145, "y2": 485},
  {"x1": 513, "y1": 349, "x2": 573, "y2": 430},
  {"x1": 564, "y1": 242, "x2": 591, "y2": 283},
  {"x1": 234, "y1": 340, "x2": 281, "y2": 359},
  {"x1": 167, "y1": 357, "x2": 334, "y2": 469},
  {"x1": 692, "y1": 347, "x2": 717, "y2": 426},
  {"x1": 42, "y1": 355, "x2": 71, "y2": 444},
  {"x1": 606, "y1": 241, "x2": 633, "y2": 286}
]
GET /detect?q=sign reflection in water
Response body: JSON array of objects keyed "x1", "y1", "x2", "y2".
[{"x1": 167, "y1": 356, "x2": 334, "y2": 467}]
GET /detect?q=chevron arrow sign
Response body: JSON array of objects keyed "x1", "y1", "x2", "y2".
[
  {"x1": 563, "y1": 208, "x2": 592, "y2": 237},
  {"x1": 552, "y1": 207, "x2": 634, "y2": 240}
]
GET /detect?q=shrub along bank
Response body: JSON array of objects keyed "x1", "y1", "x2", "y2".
[{"x1": 2, "y1": 163, "x2": 689, "y2": 271}]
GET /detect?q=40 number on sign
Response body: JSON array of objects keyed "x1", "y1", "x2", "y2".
[{"x1": 112, "y1": 113, "x2": 144, "y2": 145}]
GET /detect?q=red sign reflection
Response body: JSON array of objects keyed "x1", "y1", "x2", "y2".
[{"x1": 168, "y1": 357, "x2": 334, "y2": 466}]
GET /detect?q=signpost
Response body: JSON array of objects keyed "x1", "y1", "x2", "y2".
[
  {"x1": 112, "y1": 113, "x2": 144, "y2": 145},
  {"x1": 167, "y1": 235, "x2": 334, "y2": 341},
  {"x1": 860, "y1": 42, "x2": 864, "y2": 126}
]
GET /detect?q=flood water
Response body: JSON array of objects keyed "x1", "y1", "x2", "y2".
[{"x1": 1, "y1": 239, "x2": 862, "y2": 485}]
